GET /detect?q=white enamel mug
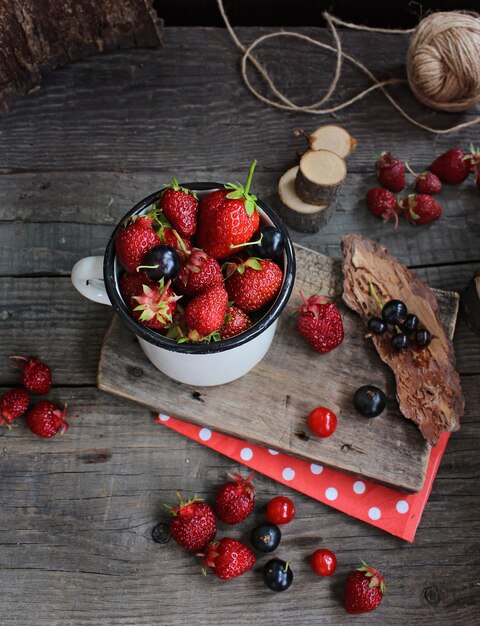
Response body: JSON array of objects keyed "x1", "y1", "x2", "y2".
[{"x1": 71, "y1": 183, "x2": 296, "y2": 386}]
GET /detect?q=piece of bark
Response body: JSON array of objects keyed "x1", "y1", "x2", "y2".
[
  {"x1": 341, "y1": 233, "x2": 464, "y2": 445},
  {"x1": 295, "y1": 149, "x2": 347, "y2": 206},
  {"x1": 461, "y1": 266, "x2": 480, "y2": 336},
  {"x1": 0, "y1": 0, "x2": 162, "y2": 110},
  {"x1": 277, "y1": 166, "x2": 336, "y2": 233}
]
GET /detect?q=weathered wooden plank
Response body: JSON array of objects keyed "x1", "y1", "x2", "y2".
[
  {"x1": 96, "y1": 245, "x2": 465, "y2": 491},
  {"x1": 0, "y1": 277, "x2": 112, "y2": 386},
  {"x1": 0, "y1": 28, "x2": 478, "y2": 174},
  {"x1": 1, "y1": 170, "x2": 479, "y2": 273},
  {"x1": 0, "y1": 382, "x2": 478, "y2": 625}
]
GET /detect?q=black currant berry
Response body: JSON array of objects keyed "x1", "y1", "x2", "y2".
[
  {"x1": 353, "y1": 385, "x2": 387, "y2": 418},
  {"x1": 251, "y1": 523, "x2": 281, "y2": 553},
  {"x1": 414, "y1": 329, "x2": 432, "y2": 349},
  {"x1": 400, "y1": 313, "x2": 419, "y2": 334},
  {"x1": 381, "y1": 300, "x2": 408, "y2": 326},
  {"x1": 140, "y1": 245, "x2": 180, "y2": 281},
  {"x1": 367, "y1": 316, "x2": 387, "y2": 335},
  {"x1": 249, "y1": 226, "x2": 285, "y2": 259},
  {"x1": 263, "y1": 559, "x2": 293, "y2": 592},
  {"x1": 391, "y1": 333, "x2": 409, "y2": 352}
]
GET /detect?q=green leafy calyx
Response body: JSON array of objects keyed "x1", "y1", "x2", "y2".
[{"x1": 224, "y1": 160, "x2": 258, "y2": 217}]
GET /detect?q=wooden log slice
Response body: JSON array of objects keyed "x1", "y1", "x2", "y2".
[
  {"x1": 277, "y1": 166, "x2": 336, "y2": 233},
  {"x1": 341, "y1": 233, "x2": 464, "y2": 445},
  {"x1": 308, "y1": 124, "x2": 357, "y2": 158},
  {"x1": 295, "y1": 149, "x2": 347, "y2": 206}
]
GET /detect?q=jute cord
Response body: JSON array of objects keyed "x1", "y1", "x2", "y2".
[{"x1": 217, "y1": 0, "x2": 480, "y2": 134}]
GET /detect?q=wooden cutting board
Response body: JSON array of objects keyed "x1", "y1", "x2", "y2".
[{"x1": 97, "y1": 244, "x2": 459, "y2": 492}]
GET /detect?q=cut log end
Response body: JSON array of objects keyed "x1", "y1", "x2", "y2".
[
  {"x1": 295, "y1": 149, "x2": 346, "y2": 206},
  {"x1": 277, "y1": 166, "x2": 335, "y2": 233},
  {"x1": 308, "y1": 125, "x2": 357, "y2": 159}
]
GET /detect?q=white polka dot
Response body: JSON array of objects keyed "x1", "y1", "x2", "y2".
[
  {"x1": 396, "y1": 500, "x2": 409, "y2": 514},
  {"x1": 368, "y1": 507, "x2": 381, "y2": 521},
  {"x1": 325, "y1": 487, "x2": 338, "y2": 501},
  {"x1": 158, "y1": 413, "x2": 170, "y2": 422},
  {"x1": 199, "y1": 428, "x2": 212, "y2": 441},
  {"x1": 310, "y1": 463, "x2": 323, "y2": 475},
  {"x1": 282, "y1": 467, "x2": 295, "y2": 481},
  {"x1": 240, "y1": 447, "x2": 253, "y2": 461},
  {"x1": 268, "y1": 449, "x2": 279, "y2": 455},
  {"x1": 353, "y1": 481, "x2": 366, "y2": 495}
]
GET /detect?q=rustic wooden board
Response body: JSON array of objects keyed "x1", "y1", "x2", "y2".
[{"x1": 97, "y1": 244, "x2": 459, "y2": 492}]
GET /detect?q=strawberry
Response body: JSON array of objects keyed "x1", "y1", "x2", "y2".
[
  {"x1": 365, "y1": 188, "x2": 399, "y2": 228},
  {"x1": 225, "y1": 258, "x2": 282, "y2": 313},
  {"x1": 297, "y1": 292, "x2": 344, "y2": 354},
  {"x1": 220, "y1": 305, "x2": 252, "y2": 340},
  {"x1": 158, "y1": 179, "x2": 199, "y2": 238},
  {"x1": 401, "y1": 193, "x2": 442, "y2": 225},
  {"x1": 0, "y1": 388, "x2": 30, "y2": 425},
  {"x1": 198, "y1": 189, "x2": 229, "y2": 224},
  {"x1": 116, "y1": 215, "x2": 160, "y2": 272},
  {"x1": 203, "y1": 538, "x2": 256, "y2": 580},
  {"x1": 476, "y1": 166, "x2": 480, "y2": 190},
  {"x1": 215, "y1": 472, "x2": 255, "y2": 525},
  {"x1": 132, "y1": 278, "x2": 181, "y2": 330},
  {"x1": 175, "y1": 248, "x2": 223, "y2": 297},
  {"x1": 167, "y1": 493, "x2": 217, "y2": 553},
  {"x1": 413, "y1": 170, "x2": 442, "y2": 195},
  {"x1": 119, "y1": 270, "x2": 155, "y2": 309},
  {"x1": 430, "y1": 148, "x2": 470, "y2": 184},
  {"x1": 26, "y1": 401, "x2": 68, "y2": 438},
  {"x1": 184, "y1": 285, "x2": 228, "y2": 341},
  {"x1": 375, "y1": 152, "x2": 406, "y2": 192},
  {"x1": 343, "y1": 561, "x2": 387, "y2": 614},
  {"x1": 10, "y1": 355, "x2": 52, "y2": 395},
  {"x1": 197, "y1": 161, "x2": 260, "y2": 260}
]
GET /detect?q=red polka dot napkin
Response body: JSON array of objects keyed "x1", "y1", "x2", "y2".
[{"x1": 156, "y1": 414, "x2": 448, "y2": 542}]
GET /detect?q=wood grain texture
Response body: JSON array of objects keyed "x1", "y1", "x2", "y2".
[
  {"x1": 0, "y1": 28, "x2": 479, "y2": 175},
  {"x1": 1, "y1": 170, "x2": 478, "y2": 274},
  {"x1": 97, "y1": 245, "x2": 459, "y2": 492}
]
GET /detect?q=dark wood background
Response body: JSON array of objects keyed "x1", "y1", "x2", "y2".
[
  {"x1": 155, "y1": 0, "x2": 480, "y2": 27},
  {"x1": 0, "y1": 18, "x2": 479, "y2": 626}
]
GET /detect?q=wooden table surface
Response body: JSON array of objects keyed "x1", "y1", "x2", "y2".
[{"x1": 1, "y1": 26, "x2": 479, "y2": 625}]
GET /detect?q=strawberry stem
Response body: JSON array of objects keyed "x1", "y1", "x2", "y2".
[{"x1": 244, "y1": 160, "x2": 257, "y2": 196}]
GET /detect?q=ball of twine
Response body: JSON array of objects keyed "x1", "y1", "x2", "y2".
[{"x1": 407, "y1": 12, "x2": 480, "y2": 112}]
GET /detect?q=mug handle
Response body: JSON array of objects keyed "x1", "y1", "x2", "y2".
[{"x1": 71, "y1": 256, "x2": 112, "y2": 306}]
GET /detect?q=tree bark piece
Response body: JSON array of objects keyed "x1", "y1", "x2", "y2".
[
  {"x1": 308, "y1": 124, "x2": 357, "y2": 158},
  {"x1": 341, "y1": 233, "x2": 464, "y2": 445},
  {"x1": 295, "y1": 149, "x2": 347, "y2": 206},
  {"x1": 0, "y1": 0, "x2": 162, "y2": 110},
  {"x1": 277, "y1": 166, "x2": 335, "y2": 233}
]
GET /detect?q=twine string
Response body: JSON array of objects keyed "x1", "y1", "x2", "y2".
[{"x1": 217, "y1": 0, "x2": 480, "y2": 134}]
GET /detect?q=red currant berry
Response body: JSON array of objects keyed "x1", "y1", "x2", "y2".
[
  {"x1": 307, "y1": 406, "x2": 338, "y2": 438},
  {"x1": 310, "y1": 548, "x2": 337, "y2": 576},
  {"x1": 265, "y1": 496, "x2": 296, "y2": 525}
]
